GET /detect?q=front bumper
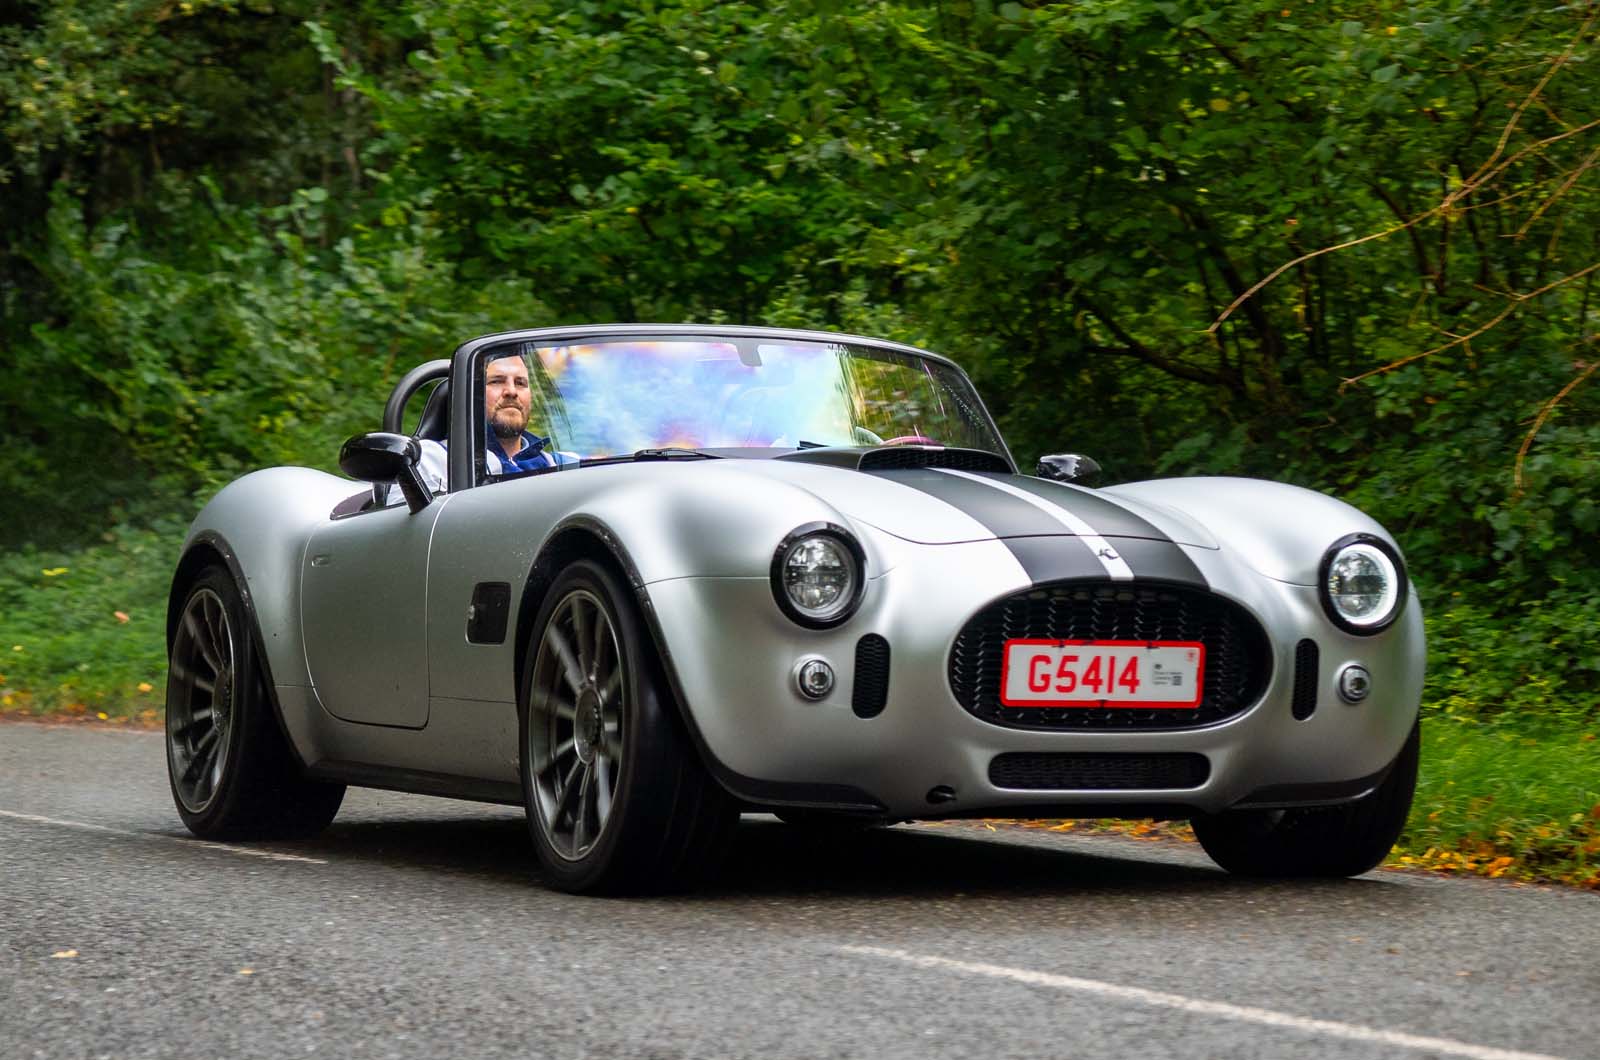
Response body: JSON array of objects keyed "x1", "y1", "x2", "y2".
[{"x1": 645, "y1": 537, "x2": 1425, "y2": 819}]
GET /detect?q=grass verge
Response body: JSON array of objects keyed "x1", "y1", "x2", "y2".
[
  {"x1": 0, "y1": 520, "x2": 178, "y2": 725},
  {"x1": 2, "y1": 523, "x2": 1597, "y2": 887},
  {"x1": 1394, "y1": 719, "x2": 1600, "y2": 887}
]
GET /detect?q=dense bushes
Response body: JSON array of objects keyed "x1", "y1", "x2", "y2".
[{"x1": 1, "y1": 0, "x2": 1595, "y2": 728}]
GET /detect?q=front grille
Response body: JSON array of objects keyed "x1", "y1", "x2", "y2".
[
  {"x1": 948, "y1": 581, "x2": 1271, "y2": 731},
  {"x1": 859, "y1": 447, "x2": 1010, "y2": 472},
  {"x1": 990, "y1": 752, "x2": 1210, "y2": 790}
]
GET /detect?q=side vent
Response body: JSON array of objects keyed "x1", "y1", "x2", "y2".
[
  {"x1": 467, "y1": 582, "x2": 512, "y2": 644},
  {"x1": 852, "y1": 635, "x2": 891, "y2": 718},
  {"x1": 1291, "y1": 639, "x2": 1319, "y2": 720}
]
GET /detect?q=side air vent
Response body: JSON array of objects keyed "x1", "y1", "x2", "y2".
[
  {"x1": 989, "y1": 752, "x2": 1210, "y2": 791},
  {"x1": 852, "y1": 635, "x2": 891, "y2": 718},
  {"x1": 1291, "y1": 639, "x2": 1319, "y2": 720}
]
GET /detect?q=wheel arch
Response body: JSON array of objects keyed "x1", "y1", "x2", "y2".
[
  {"x1": 513, "y1": 514, "x2": 885, "y2": 814},
  {"x1": 512, "y1": 517, "x2": 652, "y2": 693},
  {"x1": 168, "y1": 531, "x2": 309, "y2": 770}
]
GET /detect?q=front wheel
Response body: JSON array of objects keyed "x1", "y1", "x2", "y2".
[
  {"x1": 166, "y1": 567, "x2": 345, "y2": 839},
  {"x1": 1192, "y1": 721, "x2": 1420, "y2": 878},
  {"x1": 520, "y1": 559, "x2": 736, "y2": 894},
  {"x1": 1190, "y1": 723, "x2": 1427, "y2": 877}
]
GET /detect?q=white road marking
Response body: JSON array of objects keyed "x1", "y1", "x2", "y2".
[
  {"x1": 935, "y1": 469, "x2": 1136, "y2": 580},
  {"x1": 837, "y1": 945, "x2": 1569, "y2": 1060},
  {"x1": 0, "y1": 809, "x2": 327, "y2": 864}
]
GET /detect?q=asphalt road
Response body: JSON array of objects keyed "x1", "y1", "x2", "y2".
[{"x1": 1, "y1": 723, "x2": 1595, "y2": 1060}]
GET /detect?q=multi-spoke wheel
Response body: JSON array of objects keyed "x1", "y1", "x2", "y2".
[
  {"x1": 526, "y1": 587, "x2": 623, "y2": 861},
  {"x1": 1192, "y1": 720, "x2": 1420, "y2": 878},
  {"x1": 165, "y1": 567, "x2": 344, "y2": 839},
  {"x1": 520, "y1": 559, "x2": 736, "y2": 894},
  {"x1": 168, "y1": 586, "x2": 237, "y2": 815}
]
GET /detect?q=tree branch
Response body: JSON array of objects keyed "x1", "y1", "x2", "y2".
[
  {"x1": 1514, "y1": 357, "x2": 1598, "y2": 494},
  {"x1": 1074, "y1": 295, "x2": 1238, "y2": 392}
]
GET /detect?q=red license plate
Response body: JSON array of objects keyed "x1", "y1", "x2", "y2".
[{"x1": 1000, "y1": 640, "x2": 1205, "y2": 708}]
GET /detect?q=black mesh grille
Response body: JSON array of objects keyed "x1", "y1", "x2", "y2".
[
  {"x1": 949, "y1": 581, "x2": 1271, "y2": 731},
  {"x1": 859, "y1": 447, "x2": 1010, "y2": 472},
  {"x1": 1291, "y1": 638, "x2": 1319, "y2": 720},
  {"x1": 990, "y1": 752, "x2": 1210, "y2": 790},
  {"x1": 853, "y1": 634, "x2": 891, "y2": 718}
]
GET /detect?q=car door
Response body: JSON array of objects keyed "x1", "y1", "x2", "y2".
[{"x1": 300, "y1": 499, "x2": 448, "y2": 729}]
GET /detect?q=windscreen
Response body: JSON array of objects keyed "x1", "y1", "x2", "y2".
[{"x1": 491, "y1": 337, "x2": 1004, "y2": 460}]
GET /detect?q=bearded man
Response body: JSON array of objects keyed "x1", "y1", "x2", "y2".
[
  {"x1": 482, "y1": 354, "x2": 566, "y2": 475},
  {"x1": 390, "y1": 352, "x2": 574, "y2": 504}
]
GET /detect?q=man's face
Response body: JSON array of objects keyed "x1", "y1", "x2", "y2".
[{"x1": 485, "y1": 355, "x2": 532, "y2": 440}]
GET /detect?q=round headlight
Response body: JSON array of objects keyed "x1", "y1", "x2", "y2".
[
  {"x1": 1319, "y1": 534, "x2": 1406, "y2": 634},
  {"x1": 771, "y1": 524, "x2": 865, "y2": 628}
]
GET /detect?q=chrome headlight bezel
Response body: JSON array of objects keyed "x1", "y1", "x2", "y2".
[
  {"x1": 770, "y1": 522, "x2": 866, "y2": 629},
  {"x1": 1318, "y1": 533, "x2": 1407, "y2": 635}
]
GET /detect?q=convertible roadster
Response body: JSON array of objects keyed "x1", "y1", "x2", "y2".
[{"x1": 166, "y1": 324, "x2": 1424, "y2": 892}]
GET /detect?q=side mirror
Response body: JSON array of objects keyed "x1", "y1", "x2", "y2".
[
  {"x1": 340, "y1": 432, "x2": 431, "y2": 513},
  {"x1": 1037, "y1": 453, "x2": 1102, "y2": 485}
]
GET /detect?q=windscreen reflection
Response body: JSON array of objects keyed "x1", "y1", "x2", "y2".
[{"x1": 510, "y1": 339, "x2": 1001, "y2": 460}]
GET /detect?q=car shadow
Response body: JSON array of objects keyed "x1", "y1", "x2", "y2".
[{"x1": 274, "y1": 813, "x2": 1413, "y2": 904}]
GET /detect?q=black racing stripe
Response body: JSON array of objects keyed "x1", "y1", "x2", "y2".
[
  {"x1": 1002, "y1": 536, "x2": 1117, "y2": 584},
  {"x1": 870, "y1": 468, "x2": 1208, "y2": 587},
  {"x1": 1103, "y1": 537, "x2": 1208, "y2": 588},
  {"x1": 983, "y1": 473, "x2": 1177, "y2": 542},
  {"x1": 870, "y1": 469, "x2": 1070, "y2": 538},
  {"x1": 870, "y1": 469, "x2": 1109, "y2": 579}
]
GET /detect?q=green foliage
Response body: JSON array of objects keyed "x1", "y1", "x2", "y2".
[
  {"x1": 0, "y1": 518, "x2": 180, "y2": 718},
  {"x1": 1395, "y1": 717, "x2": 1600, "y2": 887},
  {"x1": 0, "y1": 0, "x2": 1596, "y2": 732}
]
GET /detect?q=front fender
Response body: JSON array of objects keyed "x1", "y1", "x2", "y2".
[
  {"x1": 178, "y1": 467, "x2": 361, "y2": 688},
  {"x1": 1102, "y1": 477, "x2": 1403, "y2": 585}
]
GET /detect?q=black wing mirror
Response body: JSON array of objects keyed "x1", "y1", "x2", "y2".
[
  {"x1": 1036, "y1": 453, "x2": 1102, "y2": 485},
  {"x1": 340, "y1": 432, "x2": 431, "y2": 513}
]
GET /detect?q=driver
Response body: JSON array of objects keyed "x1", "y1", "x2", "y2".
[
  {"x1": 392, "y1": 353, "x2": 573, "y2": 503},
  {"x1": 482, "y1": 354, "x2": 576, "y2": 475}
]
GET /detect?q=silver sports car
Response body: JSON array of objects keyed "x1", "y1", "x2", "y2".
[{"x1": 166, "y1": 324, "x2": 1424, "y2": 892}]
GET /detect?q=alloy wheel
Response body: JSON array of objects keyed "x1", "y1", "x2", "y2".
[
  {"x1": 528, "y1": 589, "x2": 624, "y2": 860},
  {"x1": 167, "y1": 587, "x2": 236, "y2": 813}
]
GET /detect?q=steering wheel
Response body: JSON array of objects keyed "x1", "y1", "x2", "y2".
[{"x1": 880, "y1": 434, "x2": 939, "y2": 446}]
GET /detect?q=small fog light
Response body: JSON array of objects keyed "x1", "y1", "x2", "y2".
[
  {"x1": 1338, "y1": 664, "x2": 1372, "y2": 703},
  {"x1": 795, "y1": 658, "x2": 835, "y2": 700}
]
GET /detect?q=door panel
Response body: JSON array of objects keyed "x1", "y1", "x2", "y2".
[
  {"x1": 426, "y1": 482, "x2": 557, "y2": 705},
  {"x1": 300, "y1": 501, "x2": 447, "y2": 728}
]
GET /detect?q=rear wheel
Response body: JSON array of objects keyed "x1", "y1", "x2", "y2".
[
  {"x1": 1192, "y1": 721, "x2": 1420, "y2": 878},
  {"x1": 520, "y1": 559, "x2": 736, "y2": 894},
  {"x1": 166, "y1": 567, "x2": 344, "y2": 838}
]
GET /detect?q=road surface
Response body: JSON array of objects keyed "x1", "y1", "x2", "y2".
[{"x1": 1, "y1": 722, "x2": 1594, "y2": 1059}]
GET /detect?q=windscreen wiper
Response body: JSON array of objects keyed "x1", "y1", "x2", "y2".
[{"x1": 631, "y1": 447, "x2": 720, "y2": 460}]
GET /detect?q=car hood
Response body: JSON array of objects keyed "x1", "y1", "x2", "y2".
[{"x1": 741, "y1": 457, "x2": 1219, "y2": 548}]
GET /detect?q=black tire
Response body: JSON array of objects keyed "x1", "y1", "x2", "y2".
[
  {"x1": 1192, "y1": 720, "x2": 1420, "y2": 878},
  {"x1": 166, "y1": 566, "x2": 345, "y2": 839},
  {"x1": 519, "y1": 558, "x2": 737, "y2": 894}
]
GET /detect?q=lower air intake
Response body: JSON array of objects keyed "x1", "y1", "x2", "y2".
[
  {"x1": 989, "y1": 752, "x2": 1210, "y2": 791},
  {"x1": 1291, "y1": 639, "x2": 1320, "y2": 720},
  {"x1": 853, "y1": 634, "x2": 891, "y2": 718}
]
